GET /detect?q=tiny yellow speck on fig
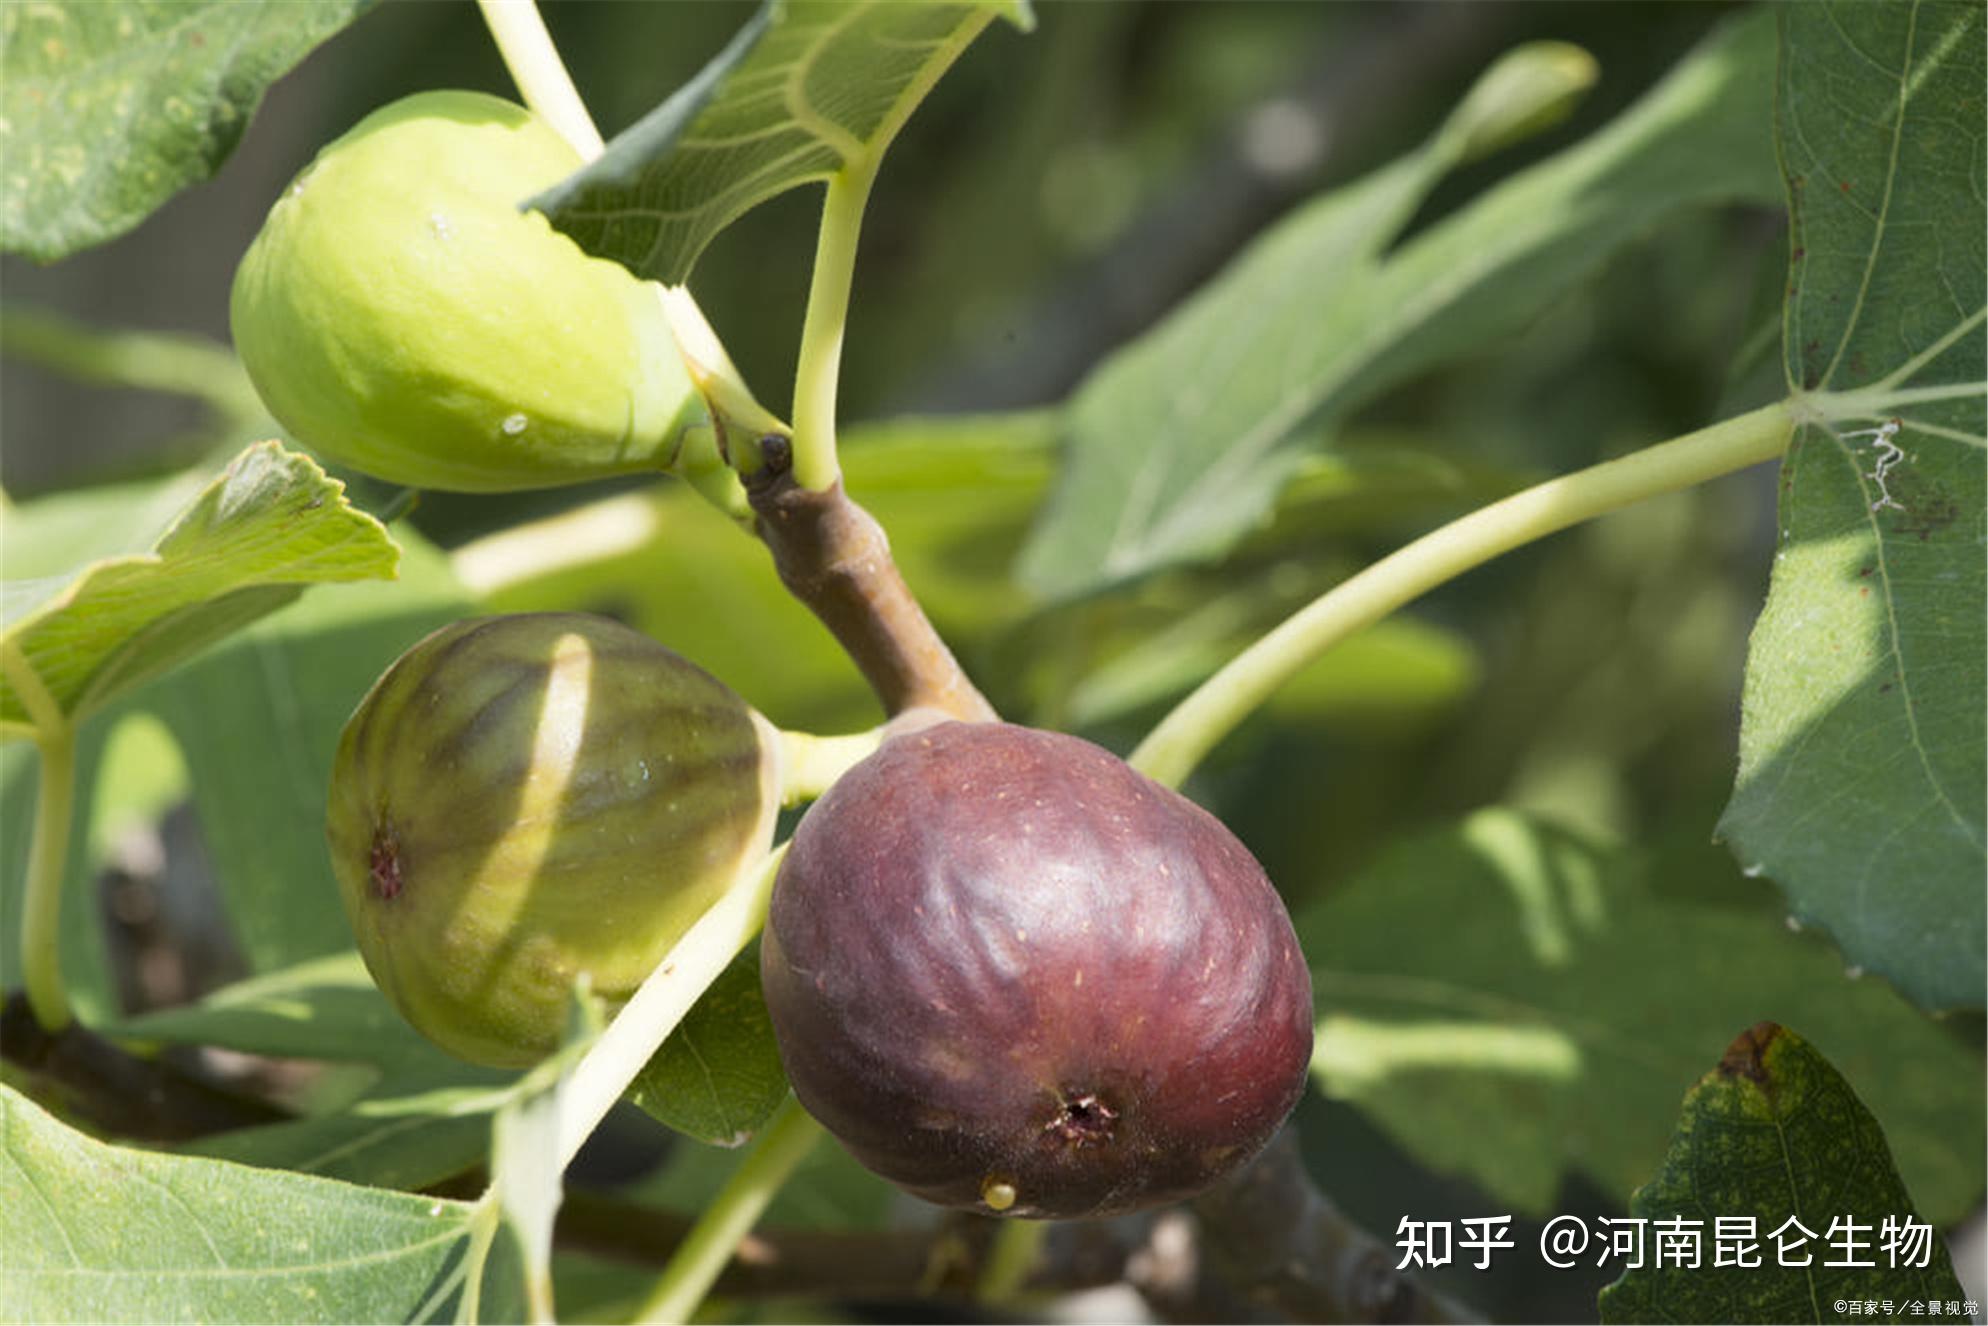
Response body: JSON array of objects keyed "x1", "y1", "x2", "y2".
[{"x1": 231, "y1": 91, "x2": 704, "y2": 492}]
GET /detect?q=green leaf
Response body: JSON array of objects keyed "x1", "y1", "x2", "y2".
[
  {"x1": 133, "y1": 529, "x2": 470, "y2": 974},
  {"x1": 1299, "y1": 811, "x2": 1984, "y2": 1225},
  {"x1": 0, "y1": 442, "x2": 400, "y2": 737},
  {"x1": 1020, "y1": 12, "x2": 1783, "y2": 598},
  {"x1": 0, "y1": 1081, "x2": 523, "y2": 1322},
  {"x1": 83, "y1": 711, "x2": 187, "y2": 863},
  {"x1": 111, "y1": 953, "x2": 509, "y2": 1191},
  {"x1": 181, "y1": 1091, "x2": 497, "y2": 1195},
  {"x1": 0, "y1": 467, "x2": 216, "y2": 588},
  {"x1": 627, "y1": 947, "x2": 787, "y2": 1147},
  {"x1": 0, "y1": 0, "x2": 376, "y2": 262},
  {"x1": 1598, "y1": 1024, "x2": 1967, "y2": 1324},
  {"x1": 536, "y1": 0, "x2": 1021, "y2": 282},
  {"x1": 112, "y1": 952, "x2": 467, "y2": 1076},
  {"x1": 1719, "y1": 0, "x2": 1987, "y2": 1011}
]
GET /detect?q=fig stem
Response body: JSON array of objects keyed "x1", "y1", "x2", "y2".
[
  {"x1": 555, "y1": 845, "x2": 785, "y2": 1170},
  {"x1": 1131, "y1": 399, "x2": 1796, "y2": 788},
  {"x1": 476, "y1": 0, "x2": 606, "y2": 162},
  {"x1": 633, "y1": 1097, "x2": 825, "y2": 1325},
  {"x1": 976, "y1": 1219, "x2": 1048, "y2": 1304},
  {"x1": 19, "y1": 721, "x2": 77, "y2": 1032},
  {"x1": 791, "y1": 157, "x2": 881, "y2": 492},
  {"x1": 777, "y1": 726, "x2": 888, "y2": 806},
  {"x1": 747, "y1": 469, "x2": 998, "y2": 722}
]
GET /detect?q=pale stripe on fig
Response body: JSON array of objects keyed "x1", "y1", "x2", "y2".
[{"x1": 328, "y1": 612, "x2": 779, "y2": 1068}]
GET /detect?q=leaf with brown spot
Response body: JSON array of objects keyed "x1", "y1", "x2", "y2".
[{"x1": 1600, "y1": 1024, "x2": 1967, "y2": 1323}]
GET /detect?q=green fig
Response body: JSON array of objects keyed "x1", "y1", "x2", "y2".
[
  {"x1": 231, "y1": 90, "x2": 705, "y2": 492},
  {"x1": 327, "y1": 613, "x2": 780, "y2": 1067}
]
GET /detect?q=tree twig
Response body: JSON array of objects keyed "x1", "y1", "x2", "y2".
[
  {"x1": 557, "y1": 1127, "x2": 1475, "y2": 1324},
  {"x1": 745, "y1": 437, "x2": 996, "y2": 723},
  {"x1": 557, "y1": 1193, "x2": 1131, "y2": 1303},
  {"x1": 0, "y1": 991, "x2": 289, "y2": 1142},
  {"x1": 1190, "y1": 1129, "x2": 1480, "y2": 1324}
]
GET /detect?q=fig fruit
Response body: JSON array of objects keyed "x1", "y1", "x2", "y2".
[
  {"x1": 231, "y1": 90, "x2": 704, "y2": 492},
  {"x1": 328, "y1": 613, "x2": 780, "y2": 1067},
  {"x1": 760, "y1": 721, "x2": 1313, "y2": 1218}
]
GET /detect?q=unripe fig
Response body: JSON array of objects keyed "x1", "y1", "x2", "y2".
[
  {"x1": 231, "y1": 91, "x2": 704, "y2": 492},
  {"x1": 760, "y1": 722, "x2": 1313, "y2": 1219},
  {"x1": 328, "y1": 613, "x2": 780, "y2": 1067}
]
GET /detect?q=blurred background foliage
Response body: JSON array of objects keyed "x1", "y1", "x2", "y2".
[{"x1": 2, "y1": 2, "x2": 1979, "y2": 1320}]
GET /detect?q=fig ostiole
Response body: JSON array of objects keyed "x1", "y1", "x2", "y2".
[
  {"x1": 759, "y1": 721, "x2": 1314, "y2": 1219},
  {"x1": 231, "y1": 90, "x2": 706, "y2": 493},
  {"x1": 328, "y1": 613, "x2": 782, "y2": 1068}
]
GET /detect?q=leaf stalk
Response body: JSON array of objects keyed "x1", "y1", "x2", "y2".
[
  {"x1": 476, "y1": 0, "x2": 606, "y2": 161},
  {"x1": 1131, "y1": 400, "x2": 1797, "y2": 788},
  {"x1": 634, "y1": 1098, "x2": 826, "y2": 1325},
  {"x1": 791, "y1": 157, "x2": 882, "y2": 492},
  {"x1": 554, "y1": 846, "x2": 784, "y2": 1170},
  {"x1": 21, "y1": 722, "x2": 78, "y2": 1034}
]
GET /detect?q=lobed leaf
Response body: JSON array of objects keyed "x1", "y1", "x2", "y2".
[
  {"x1": 1719, "y1": 0, "x2": 1986, "y2": 1010},
  {"x1": 0, "y1": 0, "x2": 375, "y2": 261},
  {"x1": 1598, "y1": 1024, "x2": 1967, "y2": 1323},
  {"x1": 535, "y1": 0, "x2": 1025, "y2": 282}
]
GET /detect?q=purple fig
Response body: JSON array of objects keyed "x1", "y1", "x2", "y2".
[
  {"x1": 760, "y1": 721, "x2": 1313, "y2": 1218},
  {"x1": 328, "y1": 613, "x2": 780, "y2": 1067}
]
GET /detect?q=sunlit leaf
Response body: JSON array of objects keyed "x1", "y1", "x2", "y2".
[
  {"x1": 537, "y1": 0, "x2": 1027, "y2": 282},
  {"x1": 1, "y1": 1, "x2": 376, "y2": 261},
  {"x1": 0, "y1": 1081, "x2": 522, "y2": 1322},
  {"x1": 0, "y1": 442, "x2": 400, "y2": 737},
  {"x1": 1720, "y1": 0, "x2": 1986, "y2": 1010}
]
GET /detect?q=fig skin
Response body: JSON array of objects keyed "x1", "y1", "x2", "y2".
[
  {"x1": 231, "y1": 90, "x2": 703, "y2": 492},
  {"x1": 328, "y1": 613, "x2": 780, "y2": 1067},
  {"x1": 760, "y1": 721, "x2": 1313, "y2": 1219}
]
